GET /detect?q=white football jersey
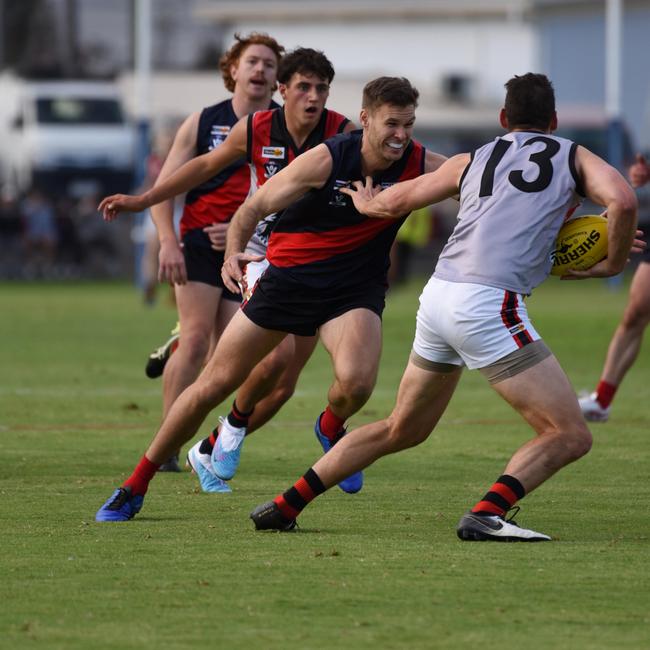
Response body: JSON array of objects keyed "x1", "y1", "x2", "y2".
[{"x1": 434, "y1": 131, "x2": 584, "y2": 294}]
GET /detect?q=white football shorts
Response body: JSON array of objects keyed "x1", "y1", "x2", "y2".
[
  {"x1": 240, "y1": 258, "x2": 269, "y2": 302},
  {"x1": 412, "y1": 277, "x2": 540, "y2": 370}
]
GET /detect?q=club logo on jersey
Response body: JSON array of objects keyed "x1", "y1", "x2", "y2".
[
  {"x1": 209, "y1": 125, "x2": 231, "y2": 150},
  {"x1": 329, "y1": 179, "x2": 351, "y2": 207},
  {"x1": 264, "y1": 161, "x2": 280, "y2": 179},
  {"x1": 262, "y1": 146, "x2": 286, "y2": 159},
  {"x1": 255, "y1": 214, "x2": 278, "y2": 245}
]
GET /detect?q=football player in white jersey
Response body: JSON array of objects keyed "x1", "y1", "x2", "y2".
[
  {"x1": 251, "y1": 73, "x2": 638, "y2": 541},
  {"x1": 579, "y1": 154, "x2": 650, "y2": 422}
]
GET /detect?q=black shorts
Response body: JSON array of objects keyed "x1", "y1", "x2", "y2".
[
  {"x1": 242, "y1": 264, "x2": 387, "y2": 336},
  {"x1": 182, "y1": 228, "x2": 240, "y2": 301}
]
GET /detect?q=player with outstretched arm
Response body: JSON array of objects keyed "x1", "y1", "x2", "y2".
[
  {"x1": 94, "y1": 76, "x2": 448, "y2": 522},
  {"x1": 250, "y1": 73, "x2": 638, "y2": 541}
]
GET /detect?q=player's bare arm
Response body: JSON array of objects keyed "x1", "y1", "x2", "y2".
[
  {"x1": 98, "y1": 117, "x2": 249, "y2": 220},
  {"x1": 567, "y1": 146, "x2": 638, "y2": 279},
  {"x1": 221, "y1": 144, "x2": 334, "y2": 292},
  {"x1": 341, "y1": 153, "x2": 467, "y2": 219},
  {"x1": 149, "y1": 112, "x2": 200, "y2": 284}
]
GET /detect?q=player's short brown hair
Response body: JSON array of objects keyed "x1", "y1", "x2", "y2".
[
  {"x1": 362, "y1": 77, "x2": 419, "y2": 112},
  {"x1": 219, "y1": 33, "x2": 284, "y2": 92},
  {"x1": 278, "y1": 48, "x2": 335, "y2": 85},
  {"x1": 504, "y1": 73, "x2": 556, "y2": 130}
]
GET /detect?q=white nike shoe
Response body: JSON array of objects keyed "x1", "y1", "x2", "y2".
[
  {"x1": 186, "y1": 440, "x2": 231, "y2": 493},
  {"x1": 456, "y1": 511, "x2": 551, "y2": 542},
  {"x1": 578, "y1": 392, "x2": 610, "y2": 422}
]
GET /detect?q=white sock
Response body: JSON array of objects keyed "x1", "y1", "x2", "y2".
[{"x1": 218, "y1": 417, "x2": 247, "y2": 452}]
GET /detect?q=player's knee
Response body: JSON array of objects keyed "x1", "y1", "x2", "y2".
[
  {"x1": 337, "y1": 376, "x2": 375, "y2": 408},
  {"x1": 621, "y1": 304, "x2": 650, "y2": 333},
  {"x1": 563, "y1": 424, "x2": 593, "y2": 462},
  {"x1": 385, "y1": 416, "x2": 429, "y2": 451},
  {"x1": 191, "y1": 378, "x2": 228, "y2": 412},
  {"x1": 192, "y1": 363, "x2": 240, "y2": 410},
  {"x1": 268, "y1": 382, "x2": 295, "y2": 409},
  {"x1": 178, "y1": 331, "x2": 210, "y2": 366},
  {"x1": 257, "y1": 354, "x2": 289, "y2": 386}
]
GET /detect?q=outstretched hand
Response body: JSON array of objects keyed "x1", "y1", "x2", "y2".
[
  {"x1": 98, "y1": 194, "x2": 147, "y2": 221},
  {"x1": 339, "y1": 176, "x2": 382, "y2": 215}
]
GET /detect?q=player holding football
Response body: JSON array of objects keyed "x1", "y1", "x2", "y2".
[
  {"x1": 579, "y1": 153, "x2": 650, "y2": 421},
  {"x1": 142, "y1": 33, "x2": 283, "y2": 473},
  {"x1": 250, "y1": 73, "x2": 638, "y2": 541},
  {"x1": 94, "y1": 76, "x2": 447, "y2": 521}
]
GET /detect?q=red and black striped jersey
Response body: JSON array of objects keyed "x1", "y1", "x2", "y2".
[
  {"x1": 247, "y1": 107, "x2": 349, "y2": 190},
  {"x1": 245, "y1": 107, "x2": 350, "y2": 253},
  {"x1": 266, "y1": 130, "x2": 426, "y2": 287},
  {"x1": 180, "y1": 98, "x2": 279, "y2": 237}
]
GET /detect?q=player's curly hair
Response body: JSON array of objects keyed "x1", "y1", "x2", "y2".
[
  {"x1": 362, "y1": 77, "x2": 419, "y2": 112},
  {"x1": 504, "y1": 73, "x2": 555, "y2": 130},
  {"x1": 277, "y1": 48, "x2": 335, "y2": 85},
  {"x1": 219, "y1": 33, "x2": 285, "y2": 92}
]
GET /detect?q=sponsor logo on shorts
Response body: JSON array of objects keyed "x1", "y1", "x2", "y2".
[
  {"x1": 209, "y1": 125, "x2": 231, "y2": 149},
  {"x1": 508, "y1": 323, "x2": 526, "y2": 335},
  {"x1": 329, "y1": 179, "x2": 351, "y2": 207},
  {"x1": 262, "y1": 146, "x2": 285, "y2": 159}
]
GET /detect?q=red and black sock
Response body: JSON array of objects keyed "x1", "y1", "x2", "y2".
[
  {"x1": 471, "y1": 474, "x2": 526, "y2": 518},
  {"x1": 199, "y1": 400, "x2": 254, "y2": 454},
  {"x1": 318, "y1": 407, "x2": 346, "y2": 442},
  {"x1": 274, "y1": 468, "x2": 326, "y2": 520},
  {"x1": 227, "y1": 400, "x2": 254, "y2": 429},
  {"x1": 595, "y1": 380, "x2": 617, "y2": 409},
  {"x1": 123, "y1": 455, "x2": 160, "y2": 496}
]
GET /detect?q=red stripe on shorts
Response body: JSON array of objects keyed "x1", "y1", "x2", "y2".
[{"x1": 500, "y1": 291, "x2": 533, "y2": 349}]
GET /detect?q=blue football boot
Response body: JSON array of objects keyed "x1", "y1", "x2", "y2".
[
  {"x1": 314, "y1": 413, "x2": 363, "y2": 494},
  {"x1": 95, "y1": 486, "x2": 144, "y2": 522},
  {"x1": 187, "y1": 440, "x2": 232, "y2": 493},
  {"x1": 210, "y1": 417, "x2": 246, "y2": 481}
]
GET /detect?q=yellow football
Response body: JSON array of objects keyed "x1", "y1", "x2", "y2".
[{"x1": 550, "y1": 215, "x2": 608, "y2": 276}]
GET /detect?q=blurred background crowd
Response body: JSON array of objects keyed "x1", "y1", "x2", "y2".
[{"x1": 1, "y1": 0, "x2": 649, "y2": 296}]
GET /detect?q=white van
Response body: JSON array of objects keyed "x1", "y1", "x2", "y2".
[{"x1": 0, "y1": 75, "x2": 137, "y2": 196}]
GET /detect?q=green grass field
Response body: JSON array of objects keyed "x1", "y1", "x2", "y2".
[{"x1": 1, "y1": 278, "x2": 649, "y2": 650}]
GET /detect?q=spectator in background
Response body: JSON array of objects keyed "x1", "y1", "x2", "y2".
[
  {"x1": 22, "y1": 187, "x2": 58, "y2": 277},
  {"x1": 76, "y1": 192, "x2": 118, "y2": 277},
  {"x1": 0, "y1": 192, "x2": 23, "y2": 241},
  {"x1": 0, "y1": 192, "x2": 24, "y2": 278},
  {"x1": 54, "y1": 195, "x2": 84, "y2": 274}
]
